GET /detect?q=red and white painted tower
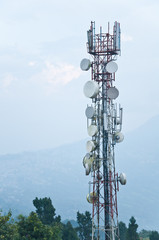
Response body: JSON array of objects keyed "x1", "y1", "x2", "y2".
[{"x1": 81, "y1": 22, "x2": 126, "y2": 240}]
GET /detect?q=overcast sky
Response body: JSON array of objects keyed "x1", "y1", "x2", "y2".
[{"x1": 0, "y1": 0, "x2": 159, "y2": 154}]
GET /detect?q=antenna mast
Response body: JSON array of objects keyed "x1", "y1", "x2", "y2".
[{"x1": 80, "y1": 21, "x2": 126, "y2": 240}]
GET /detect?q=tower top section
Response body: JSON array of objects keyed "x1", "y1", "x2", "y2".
[{"x1": 87, "y1": 21, "x2": 121, "y2": 56}]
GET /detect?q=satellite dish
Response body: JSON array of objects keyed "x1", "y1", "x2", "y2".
[
  {"x1": 107, "y1": 87, "x2": 119, "y2": 99},
  {"x1": 106, "y1": 61, "x2": 118, "y2": 73},
  {"x1": 84, "y1": 153, "x2": 90, "y2": 160},
  {"x1": 87, "y1": 192, "x2": 97, "y2": 204},
  {"x1": 115, "y1": 132, "x2": 124, "y2": 143},
  {"x1": 120, "y1": 173, "x2": 127, "y2": 185},
  {"x1": 86, "y1": 140, "x2": 96, "y2": 152},
  {"x1": 80, "y1": 58, "x2": 91, "y2": 71},
  {"x1": 85, "y1": 106, "x2": 95, "y2": 119},
  {"x1": 83, "y1": 153, "x2": 94, "y2": 166},
  {"x1": 85, "y1": 163, "x2": 91, "y2": 175},
  {"x1": 83, "y1": 153, "x2": 90, "y2": 167},
  {"x1": 83, "y1": 153, "x2": 95, "y2": 176},
  {"x1": 87, "y1": 124, "x2": 98, "y2": 137},
  {"x1": 83, "y1": 81, "x2": 99, "y2": 98}
]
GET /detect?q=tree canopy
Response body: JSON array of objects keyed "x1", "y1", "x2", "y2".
[
  {"x1": 0, "y1": 210, "x2": 18, "y2": 240},
  {"x1": 17, "y1": 211, "x2": 53, "y2": 239},
  {"x1": 149, "y1": 231, "x2": 159, "y2": 240},
  {"x1": 33, "y1": 197, "x2": 61, "y2": 225},
  {"x1": 119, "y1": 221, "x2": 127, "y2": 240},
  {"x1": 126, "y1": 216, "x2": 139, "y2": 240},
  {"x1": 0, "y1": 198, "x2": 159, "y2": 240},
  {"x1": 76, "y1": 211, "x2": 92, "y2": 240},
  {"x1": 62, "y1": 221, "x2": 79, "y2": 240}
]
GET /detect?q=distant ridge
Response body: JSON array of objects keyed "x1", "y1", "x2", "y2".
[{"x1": 0, "y1": 115, "x2": 159, "y2": 230}]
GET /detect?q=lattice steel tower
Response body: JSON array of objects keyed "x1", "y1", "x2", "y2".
[{"x1": 80, "y1": 22, "x2": 126, "y2": 240}]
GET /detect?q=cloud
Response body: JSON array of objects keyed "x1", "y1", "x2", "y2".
[
  {"x1": 1, "y1": 73, "x2": 17, "y2": 89},
  {"x1": 31, "y1": 61, "x2": 81, "y2": 89},
  {"x1": 28, "y1": 61, "x2": 37, "y2": 67}
]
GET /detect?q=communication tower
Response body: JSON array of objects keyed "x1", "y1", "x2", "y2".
[{"x1": 80, "y1": 22, "x2": 126, "y2": 240}]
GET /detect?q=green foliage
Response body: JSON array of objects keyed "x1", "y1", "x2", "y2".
[
  {"x1": 139, "y1": 229, "x2": 152, "y2": 239},
  {"x1": 149, "y1": 231, "x2": 159, "y2": 240},
  {"x1": 126, "y1": 216, "x2": 139, "y2": 240},
  {"x1": 17, "y1": 211, "x2": 48, "y2": 239},
  {"x1": 76, "y1": 211, "x2": 92, "y2": 240},
  {"x1": 119, "y1": 221, "x2": 127, "y2": 240},
  {"x1": 33, "y1": 197, "x2": 61, "y2": 225},
  {"x1": 62, "y1": 221, "x2": 79, "y2": 240},
  {"x1": 51, "y1": 223, "x2": 62, "y2": 240},
  {"x1": 17, "y1": 211, "x2": 62, "y2": 240},
  {"x1": 0, "y1": 210, "x2": 18, "y2": 240},
  {"x1": 2, "y1": 199, "x2": 159, "y2": 240}
]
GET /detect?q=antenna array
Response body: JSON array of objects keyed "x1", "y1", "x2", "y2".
[{"x1": 80, "y1": 21, "x2": 126, "y2": 240}]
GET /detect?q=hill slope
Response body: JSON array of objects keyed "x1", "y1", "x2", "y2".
[{"x1": 0, "y1": 115, "x2": 159, "y2": 230}]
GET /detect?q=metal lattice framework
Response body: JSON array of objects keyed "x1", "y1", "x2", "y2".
[{"x1": 81, "y1": 21, "x2": 126, "y2": 240}]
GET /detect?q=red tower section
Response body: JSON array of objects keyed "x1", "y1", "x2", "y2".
[{"x1": 81, "y1": 22, "x2": 126, "y2": 240}]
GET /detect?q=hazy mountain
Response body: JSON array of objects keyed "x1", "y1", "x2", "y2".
[
  {"x1": 0, "y1": 139, "x2": 91, "y2": 219},
  {"x1": 117, "y1": 115, "x2": 159, "y2": 230},
  {"x1": 0, "y1": 115, "x2": 159, "y2": 230}
]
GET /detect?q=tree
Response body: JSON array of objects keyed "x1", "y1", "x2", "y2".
[
  {"x1": 139, "y1": 229, "x2": 152, "y2": 239},
  {"x1": 76, "y1": 211, "x2": 92, "y2": 240},
  {"x1": 126, "y1": 216, "x2": 139, "y2": 240},
  {"x1": 62, "y1": 221, "x2": 79, "y2": 240},
  {"x1": 52, "y1": 223, "x2": 63, "y2": 240},
  {"x1": 33, "y1": 197, "x2": 61, "y2": 225},
  {"x1": 119, "y1": 221, "x2": 127, "y2": 240},
  {"x1": 17, "y1": 211, "x2": 62, "y2": 240},
  {"x1": 0, "y1": 210, "x2": 18, "y2": 240},
  {"x1": 149, "y1": 231, "x2": 159, "y2": 240},
  {"x1": 17, "y1": 212, "x2": 47, "y2": 239}
]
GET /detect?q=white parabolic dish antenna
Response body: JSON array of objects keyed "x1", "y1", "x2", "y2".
[
  {"x1": 87, "y1": 124, "x2": 98, "y2": 137},
  {"x1": 85, "y1": 106, "x2": 95, "y2": 119},
  {"x1": 106, "y1": 61, "x2": 118, "y2": 73},
  {"x1": 115, "y1": 132, "x2": 124, "y2": 143},
  {"x1": 86, "y1": 140, "x2": 96, "y2": 152},
  {"x1": 120, "y1": 173, "x2": 127, "y2": 185},
  {"x1": 83, "y1": 81, "x2": 99, "y2": 98},
  {"x1": 80, "y1": 58, "x2": 91, "y2": 71},
  {"x1": 107, "y1": 87, "x2": 119, "y2": 99}
]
